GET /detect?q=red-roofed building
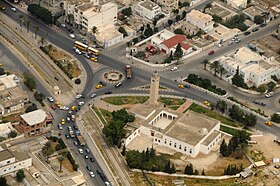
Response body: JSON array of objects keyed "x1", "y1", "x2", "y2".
[{"x1": 158, "y1": 34, "x2": 192, "y2": 55}]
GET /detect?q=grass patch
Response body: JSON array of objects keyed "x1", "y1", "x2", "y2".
[
  {"x1": 188, "y1": 104, "x2": 239, "y2": 127},
  {"x1": 170, "y1": 105, "x2": 180, "y2": 110},
  {"x1": 102, "y1": 96, "x2": 149, "y2": 105},
  {"x1": 62, "y1": 158, "x2": 74, "y2": 173},
  {"x1": 99, "y1": 108, "x2": 112, "y2": 122},
  {"x1": 92, "y1": 106, "x2": 106, "y2": 124},
  {"x1": 159, "y1": 97, "x2": 185, "y2": 106},
  {"x1": 249, "y1": 150, "x2": 265, "y2": 162}
]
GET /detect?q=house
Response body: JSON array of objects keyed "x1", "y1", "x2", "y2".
[
  {"x1": 0, "y1": 86, "x2": 29, "y2": 116},
  {"x1": 0, "y1": 148, "x2": 32, "y2": 176},
  {"x1": 226, "y1": 0, "x2": 247, "y2": 9},
  {"x1": 243, "y1": 6, "x2": 267, "y2": 22},
  {"x1": 16, "y1": 109, "x2": 51, "y2": 136},
  {"x1": 186, "y1": 10, "x2": 214, "y2": 32},
  {"x1": 158, "y1": 34, "x2": 192, "y2": 55},
  {"x1": 218, "y1": 47, "x2": 280, "y2": 87},
  {"x1": 64, "y1": 0, "x2": 117, "y2": 32},
  {"x1": 155, "y1": 0, "x2": 178, "y2": 13},
  {"x1": 134, "y1": 0, "x2": 161, "y2": 20},
  {"x1": 0, "y1": 74, "x2": 20, "y2": 91},
  {"x1": 0, "y1": 122, "x2": 13, "y2": 138},
  {"x1": 95, "y1": 24, "x2": 123, "y2": 48}
]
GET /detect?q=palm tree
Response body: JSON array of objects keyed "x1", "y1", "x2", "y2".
[
  {"x1": 42, "y1": 142, "x2": 54, "y2": 162},
  {"x1": 19, "y1": 15, "x2": 24, "y2": 32},
  {"x1": 47, "y1": 44, "x2": 53, "y2": 53},
  {"x1": 218, "y1": 66, "x2": 226, "y2": 79},
  {"x1": 202, "y1": 59, "x2": 209, "y2": 70},
  {"x1": 209, "y1": 60, "x2": 220, "y2": 76},
  {"x1": 25, "y1": 19, "x2": 31, "y2": 33},
  {"x1": 39, "y1": 37, "x2": 46, "y2": 46},
  {"x1": 58, "y1": 155, "x2": 65, "y2": 172},
  {"x1": 34, "y1": 26, "x2": 39, "y2": 39},
  {"x1": 91, "y1": 26, "x2": 99, "y2": 43}
]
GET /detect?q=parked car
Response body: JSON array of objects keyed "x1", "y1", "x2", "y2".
[
  {"x1": 89, "y1": 171, "x2": 95, "y2": 178},
  {"x1": 75, "y1": 49, "x2": 82, "y2": 55},
  {"x1": 73, "y1": 141, "x2": 78, "y2": 146},
  {"x1": 99, "y1": 81, "x2": 106, "y2": 86},
  {"x1": 252, "y1": 100, "x2": 266, "y2": 106},
  {"x1": 265, "y1": 92, "x2": 274, "y2": 98},
  {"x1": 252, "y1": 27, "x2": 259, "y2": 32},
  {"x1": 61, "y1": 23, "x2": 66, "y2": 28},
  {"x1": 178, "y1": 84, "x2": 184, "y2": 89},
  {"x1": 104, "y1": 91, "x2": 112, "y2": 95},
  {"x1": 51, "y1": 104, "x2": 57, "y2": 110},
  {"x1": 58, "y1": 124, "x2": 63, "y2": 130},
  {"x1": 69, "y1": 33, "x2": 75, "y2": 39},
  {"x1": 11, "y1": 7, "x2": 16, "y2": 12},
  {"x1": 47, "y1": 97, "x2": 54, "y2": 102},
  {"x1": 203, "y1": 101, "x2": 210, "y2": 106},
  {"x1": 170, "y1": 66, "x2": 178, "y2": 71},
  {"x1": 260, "y1": 23, "x2": 267, "y2": 27},
  {"x1": 81, "y1": 38, "x2": 88, "y2": 45},
  {"x1": 79, "y1": 149, "x2": 84, "y2": 154},
  {"x1": 208, "y1": 50, "x2": 215, "y2": 55},
  {"x1": 265, "y1": 121, "x2": 272, "y2": 126},
  {"x1": 90, "y1": 93, "x2": 97, "y2": 98},
  {"x1": 78, "y1": 101, "x2": 85, "y2": 106},
  {"x1": 244, "y1": 31, "x2": 251, "y2": 36},
  {"x1": 85, "y1": 148, "x2": 90, "y2": 154},
  {"x1": 67, "y1": 28, "x2": 74, "y2": 33},
  {"x1": 86, "y1": 166, "x2": 91, "y2": 171},
  {"x1": 76, "y1": 94, "x2": 83, "y2": 99},
  {"x1": 85, "y1": 155, "x2": 89, "y2": 159},
  {"x1": 84, "y1": 53, "x2": 90, "y2": 59},
  {"x1": 65, "y1": 134, "x2": 70, "y2": 139},
  {"x1": 90, "y1": 157, "x2": 95, "y2": 162},
  {"x1": 95, "y1": 84, "x2": 102, "y2": 89}
]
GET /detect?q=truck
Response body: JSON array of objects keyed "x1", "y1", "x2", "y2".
[
  {"x1": 125, "y1": 65, "x2": 132, "y2": 79},
  {"x1": 77, "y1": 135, "x2": 85, "y2": 146}
]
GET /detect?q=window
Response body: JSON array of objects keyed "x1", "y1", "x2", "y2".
[
  {"x1": 169, "y1": 142, "x2": 171, "y2": 146},
  {"x1": 190, "y1": 149, "x2": 192, "y2": 154},
  {"x1": 174, "y1": 143, "x2": 176, "y2": 148},
  {"x1": 184, "y1": 147, "x2": 186, "y2": 151},
  {"x1": 179, "y1": 145, "x2": 181, "y2": 150},
  {"x1": 155, "y1": 139, "x2": 157, "y2": 142},
  {"x1": 158, "y1": 140, "x2": 160, "y2": 143},
  {"x1": 164, "y1": 140, "x2": 167, "y2": 144},
  {"x1": 7, "y1": 161, "x2": 10, "y2": 164}
]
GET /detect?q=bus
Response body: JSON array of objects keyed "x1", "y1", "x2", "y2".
[
  {"x1": 73, "y1": 41, "x2": 88, "y2": 51},
  {"x1": 87, "y1": 47, "x2": 99, "y2": 56}
]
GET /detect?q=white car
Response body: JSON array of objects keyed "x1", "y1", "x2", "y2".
[
  {"x1": 78, "y1": 101, "x2": 85, "y2": 106},
  {"x1": 61, "y1": 23, "x2": 66, "y2": 28},
  {"x1": 265, "y1": 92, "x2": 274, "y2": 98},
  {"x1": 76, "y1": 94, "x2": 83, "y2": 99},
  {"x1": 75, "y1": 49, "x2": 82, "y2": 55},
  {"x1": 47, "y1": 97, "x2": 54, "y2": 102},
  {"x1": 11, "y1": 7, "x2": 16, "y2": 12},
  {"x1": 69, "y1": 33, "x2": 75, "y2": 39},
  {"x1": 89, "y1": 171, "x2": 95, "y2": 178},
  {"x1": 64, "y1": 106, "x2": 69, "y2": 111},
  {"x1": 90, "y1": 93, "x2": 97, "y2": 98},
  {"x1": 170, "y1": 66, "x2": 178, "y2": 71},
  {"x1": 58, "y1": 124, "x2": 63, "y2": 130},
  {"x1": 78, "y1": 149, "x2": 83, "y2": 154}
]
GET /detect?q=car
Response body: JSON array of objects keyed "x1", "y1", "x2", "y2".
[
  {"x1": 61, "y1": 23, "x2": 66, "y2": 28},
  {"x1": 89, "y1": 171, "x2": 95, "y2": 178},
  {"x1": 89, "y1": 53, "x2": 98, "y2": 59},
  {"x1": 95, "y1": 84, "x2": 103, "y2": 89},
  {"x1": 67, "y1": 28, "x2": 74, "y2": 33},
  {"x1": 100, "y1": 81, "x2": 106, "y2": 86},
  {"x1": 203, "y1": 101, "x2": 210, "y2": 106},
  {"x1": 170, "y1": 66, "x2": 178, "y2": 71},
  {"x1": 58, "y1": 124, "x2": 63, "y2": 130},
  {"x1": 90, "y1": 157, "x2": 95, "y2": 162},
  {"x1": 64, "y1": 106, "x2": 69, "y2": 111},
  {"x1": 104, "y1": 182, "x2": 111, "y2": 186},
  {"x1": 265, "y1": 92, "x2": 274, "y2": 98},
  {"x1": 252, "y1": 27, "x2": 259, "y2": 32},
  {"x1": 90, "y1": 93, "x2": 97, "y2": 98},
  {"x1": 104, "y1": 91, "x2": 112, "y2": 95},
  {"x1": 228, "y1": 41, "x2": 234, "y2": 45},
  {"x1": 78, "y1": 101, "x2": 85, "y2": 106},
  {"x1": 178, "y1": 84, "x2": 184, "y2": 89},
  {"x1": 68, "y1": 111, "x2": 72, "y2": 116},
  {"x1": 76, "y1": 94, "x2": 83, "y2": 99},
  {"x1": 65, "y1": 117, "x2": 70, "y2": 123},
  {"x1": 55, "y1": 102, "x2": 61, "y2": 107},
  {"x1": 260, "y1": 23, "x2": 267, "y2": 27},
  {"x1": 73, "y1": 141, "x2": 78, "y2": 146},
  {"x1": 252, "y1": 100, "x2": 266, "y2": 106},
  {"x1": 0, "y1": 5, "x2": 5, "y2": 10},
  {"x1": 69, "y1": 33, "x2": 75, "y2": 39},
  {"x1": 84, "y1": 53, "x2": 90, "y2": 59},
  {"x1": 86, "y1": 166, "x2": 91, "y2": 171},
  {"x1": 85, "y1": 155, "x2": 89, "y2": 159},
  {"x1": 11, "y1": 7, "x2": 16, "y2": 12},
  {"x1": 90, "y1": 57, "x2": 97, "y2": 62},
  {"x1": 85, "y1": 148, "x2": 90, "y2": 154},
  {"x1": 61, "y1": 118, "x2": 65, "y2": 123},
  {"x1": 68, "y1": 126, "x2": 72, "y2": 131},
  {"x1": 51, "y1": 104, "x2": 57, "y2": 110},
  {"x1": 96, "y1": 170, "x2": 102, "y2": 175},
  {"x1": 265, "y1": 121, "x2": 272, "y2": 126},
  {"x1": 47, "y1": 97, "x2": 54, "y2": 102},
  {"x1": 275, "y1": 165, "x2": 280, "y2": 169},
  {"x1": 235, "y1": 38, "x2": 241, "y2": 43},
  {"x1": 81, "y1": 38, "x2": 88, "y2": 45},
  {"x1": 216, "y1": 43, "x2": 222, "y2": 48},
  {"x1": 71, "y1": 105, "x2": 77, "y2": 111},
  {"x1": 244, "y1": 31, "x2": 251, "y2": 36},
  {"x1": 79, "y1": 149, "x2": 84, "y2": 154},
  {"x1": 65, "y1": 134, "x2": 70, "y2": 139},
  {"x1": 184, "y1": 84, "x2": 190, "y2": 88},
  {"x1": 208, "y1": 50, "x2": 214, "y2": 55},
  {"x1": 115, "y1": 82, "x2": 122, "y2": 88},
  {"x1": 75, "y1": 49, "x2": 82, "y2": 55}
]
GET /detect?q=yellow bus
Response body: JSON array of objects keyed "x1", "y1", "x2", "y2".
[
  {"x1": 87, "y1": 47, "x2": 99, "y2": 56},
  {"x1": 74, "y1": 41, "x2": 88, "y2": 51}
]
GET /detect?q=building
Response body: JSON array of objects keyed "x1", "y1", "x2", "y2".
[
  {"x1": 64, "y1": 0, "x2": 117, "y2": 32},
  {"x1": 134, "y1": 0, "x2": 161, "y2": 20},
  {"x1": 0, "y1": 122, "x2": 13, "y2": 138},
  {"x1": 243, "y1": 6, "x2": 266, "y2": 22},
  {"x1": 0, "y1": 74, "x2": 20, "y2": 91},
  {"x1": 0, "y1": 86, "x2": 29, "y2": 115},
  {"x1": 226, "y1": 0, "x2": 247, "y2": 9},
  {"x1": 64, "y1": 0, "x2": 99, "y2": 19},
  {"x1": 17, "y1": 109, "x2": 51, "y2": 136},
  {"x1": 0, "y1": 148, "x2": 32, "y2": 176},
  {"x1": 218, "y1": 47, "x2": 280, "y2": 87},
  {"x1": 158, "y1": 34, "x2": 192, "y2": 55},
  {"x1": 95, "y1": 24, "x2": 123, "y2": 48},
  {"x1": 116, "y1": 0, "x2": 132, "y2": 5},
  {"x1": 155, "y1": 0, "x2": 178, "y2": 13},
  {"x1": 186, "y1": 10, "x2": 214, "y2": 32}
]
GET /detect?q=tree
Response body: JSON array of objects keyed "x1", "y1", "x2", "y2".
[
  {"x1": 122, "y1": 7, "x2": 132, "y2": 17},
  {"x1": 121, "y1": 145, "x2": 126, "y2": 156},
  {"x1": 254, "y1": 15, "x2": 264, "y2": 24},
  {"x1": 28, "y1": 4, "x2": 52, "y2": 24},
  {"x1": 144, "y1": 27, "x2": 153, "y2": 37},
  {"x1": 202, "y1": 59, "x2": 209, "y2": 70},
  {"x1": 220, "y1": 139, "x2": 228, "y2": 157},
  {"x1": 216, "y1": 100, "x2": 227, "y2": 113},
  {"x1": 174, "y1": 43, "x2": 183, "y2": 61},
  {"x1": 153, "y1": 18, "x2": 158, "y2": 26},
  {"x1": 243, "y1": 113, "x2": 257, "y2": 126},
  {"x1": 175, "y1": 15, "x2": 181, "y2": 22},
  {"x1": 132, "y1": 38, "x2": 138, "y2": 44},
  {"x1": 231, "y1": 66, "x2": 247, "y2": 88},
  {"x1": 34, "y1": 91, "x2": 46, "y2": 103},
  {"x1": 201, "y1": 169, "x2": 205, "y2": 175},
  {"x1": 58, "y1": 155, "x2": 65, "y2": 172},
  {"x1": 0, "y1": 177, "x2": 7, "y2": 186},
  {"x1": 39, "y1": 37, "x2": 46, "y2": 46},
  {"x1": 182, "y1": 11, "x2": 187, "y2": 19},
  {"x1": 182, "y1": 2, "x2": 190, "y2": 7},
  {"x1": 154, "y1": 27, "x2": 158, "y2": 33},
  {"x1": 174, "y1": 28, "x2": 184, "y2": 35},
  {"x1": 19, "y1": 14, "x2": 25, "y2": 32},
  {"x1": 172, "y1": 9, "x2": 179, "y2": 14},
  {"x1": 34, "y1": 26, "x2": 39, "y2": 39},
  {"x1": 209, "y1": 61, "x2": 221, "y2": 76},
  {"x1": 184, "y1": 164, "x2": 194, "y2": 175},
  {"x1": 218, "y1": 66, "x2": 226, "y2": 79},
  {"x1": 119, "y1": 27, "x2": 128, "y2": 37},
  {"x1": 42, "y1": 141, "x2": 54, "y2": 162},
  {"x1": 194, "y1": 169, "x2": 199, "y2": 175},
  {"x1": 16, "y1": 169, "x2": 25, "y2": 182},
  {"x1": 271, "y1": 113, "x2": 280, "y2": 123},
  {"x1": 25, "y1": 103, "x2": 37, "y2": 113},
  {"x1": 164, "y1": 159, "x2": 171, "y2": 173},
  {"x1": 167, "y1": 19, "x2": 173, "y2": 26},
  {"x1": 9, "y1": 131, "x2": 17, "y2": 138},
  {"x1": 212, "y1": 14, "x2": 223, "y2": 23},
  {"x1": 91, "y1": 26, "x2": 99, "y2": 41},
  {"x1": 223, "y1": 14, "x2": 248, "y2": 31},
  {"x1": 229, "y1": 105, "x2": 244, "y2": 121},
  {"x1": 23, "y1": 72, "x2": 37, "y2": 90}
]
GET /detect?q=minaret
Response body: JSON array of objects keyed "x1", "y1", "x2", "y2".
[{"x1": 149, "y1": 71, "x2": 160, "y2": 104}]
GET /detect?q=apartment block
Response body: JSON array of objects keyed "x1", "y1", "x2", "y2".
[
  {"x1": 155, "y1": 0, "x2": 178, "y2": 13},
  {"x1": 186, "y1": 10, "x2": 214, "y2": 32},
  {"x1": 134, "y1": 0, "x2": 162, "y2": 20},
  {"x1": 226, "y1": 0, "x2": 247, "y2": 9}
]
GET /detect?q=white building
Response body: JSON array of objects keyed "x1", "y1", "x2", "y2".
[
  {"x1": 155, "y1": 0, "x2": 178, "y2": 13},
  {"x1": 186, "y1": 10, "x2": 214, "y2": 32},
  {"x1": 243, "y1": 6, "x2": 266, "y2": 22},
  {"x1": 0, "y1": 123, "x2": 13, "y2": 138},
  {"x1": 126, "y1": 109, "x2": 222, "y2": 158},
  {"x1": 226, "y1": 0, "x2": 247, "y2": 9},
  {"x1": 95, "y1": 25, "x2": 123, "y2": 48},
  {"x1": 0, "y1": 148, "x2": 32, "y2": 176},
  {"x1": 134, "y1": 0, "x2": 161, "y2": 20},
  {"x1": 0, "y1": 74, "x2": 20, "y2": 91},
  {"x1": 218, "y1": 47, "x2": 280, "y2": 87}
]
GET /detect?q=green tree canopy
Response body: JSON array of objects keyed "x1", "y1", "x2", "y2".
[
  {"x1": 23, "y1": 72, "x2": 37, "y2": 90},
  {"x1": 16, "y1": 169, "x2": 25, "y2": 182},
  {"x1": 119, "y1": 27, "x2": 128, "y2": 37},
  {"x1": 184, "y1": 163, "x2": 194, "y2": 175},
  {"x1": 121, "y1": 7, "x2": 132, "y2": 16},
  {"x1": 27, "y1": 4, "x2": 53, "y2": 24},
  {"x1": 174, "y1": 43, "x2": 183, "y2": 60},
  {"x1": 42, "y1": 141, "x2": 54, "y2": 162},
  {"x1": 174, "y1": 28, "x2": 184, "y2": 35},
  {"x1": 0, "y1": 177, "x2": 7, "y2": 186},
  {"x1": 254, "y1": 15, "x2": 264, "y2": 24},
  {"x1": 271, "y1": 113, "x2": 280, "y2": 123}
]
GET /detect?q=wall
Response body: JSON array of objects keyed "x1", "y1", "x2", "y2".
[
  {"x1": 124, "y1": 127, "x2": 142, "y2": 147},
  {"x1": 0, "y1": 157, "x2": 32, "y2": 176}
]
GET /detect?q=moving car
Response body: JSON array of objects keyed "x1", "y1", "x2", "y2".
[
  {"x1": 104, "y1": 91, "x2": 112, "y2": 95},
  {"x1": 260, "y1": 23, "x2": 267, "y2": 27},
  {"x1": 95, "y1": 84, "x2": 103, "y2": 89},
  {"x1": 203, "y1": 101, "x2": 210, "y2": 106},
  {"x1": 265, "y1": 92, "x2": 274, "y2": 98},
  {"x1": 78, "y1": 101, "x2": 85, "y2": 106},
  {"x1": 115, "y1": 82, "x2": 122, "y2": 88},
  {"x1": 89, "y1": 171, "x2": 95, "y2": 178},
  {"x1": 208, "y1": 50, "x2": 214, "y2": 55},
  {"x1": 76, "y1": 94, "x2": 83, "y2": 99},
  {"x1": 60, "y1": 23, "x2": 66, "y2": 28},
  {"x1": 90, "y1": 93, "x2": 97, "y2": 98},
  {"x1": 75, "y1": 49, "x2": 82, "y2": 55},
  {"x1": 81, "y1": 38, "x2": 88, "y2": 45},
  {"x1": 11, "y1": 7, "x2": 16, "y2": 12},
  {"x1": 265, "y1": 121, "x2": 272, "y2": 126},
  {"x1": 170, "y1": 66, "x2": 178, "y2": 71},
  {"x1": 178, "y1": 84, "x2": 184, "y2": 89},
  {"x1": 84, "y1": 53, "x2": 90, "y2": 59},
  {"x1": 61, "y1": 118, "x2": 65, "y2": 125},
  {"x1": 69, "y1": 33, "x2": 75, "y2": 39},
  {"x1": 90, "y1": 57, "x2": 97, "y2": 62},
  {"x1": 55, "y1": 102, "x2": 61, "y2": 107},
  {"x1": 47, "y1": 97, "x2": 54, "y2": 102}
]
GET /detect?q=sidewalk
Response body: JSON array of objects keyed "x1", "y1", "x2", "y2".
[{"x1": 92, "y1": 97, "x2": 124, "y2": 112}]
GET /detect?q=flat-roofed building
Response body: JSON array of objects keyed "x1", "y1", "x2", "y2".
[
  {"x1": 155, "y1": 0, "x2": 178, "y2": 13},
  {"x1": 95, "y1": 24, "x2": 123, "y2": 48},
  {"x1": 17, "y1": 109, "x2": 50, "y2": 136},
  {"x1": 0, "y1": 122, "x2": 13, "y2": 138},
  {"x1": 64, "y1": 0, "x2": 98, "y2": 19},
  {"x1": 226, "y1": 0, "x2": 247, "y2": 9},
  {"x1": 0, "y1": 74, "x2": 20, "y2": 91},
  {"x1": 134, "y1": 0, "x2": 161, "y2": 20},
  {"x1": 243, "y1": 6, "x2": 266, "y2": 22},
  {"x1": 186, "y1": 10, "x2": 214, "y2": 32},
  {"x1": 0, "y1": 86, "x2": 29, "y2": 116},
  {"x1": 0, "y1": 148, "x2": 32, "y2": 176}
]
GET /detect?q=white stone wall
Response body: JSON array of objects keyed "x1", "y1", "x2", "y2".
[{"x1": 200, "y1": 133, "x2": 222, "y2": 154}]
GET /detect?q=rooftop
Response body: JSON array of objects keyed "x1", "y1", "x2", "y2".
[
  {"x1": 0, "y1": 86, "x2": 29, "y2": 108},
  {"x1": 76, "y1": 3, "x2": 95, "y2": 11},
  {"x1": 187, "y1": 9, "x2": 213, "y2": 23},
  {"x1": 96, "y1": 25, "x2": 123, "y2": 41},
  {"x1": 164, "y1": 110, "x2": 219, "y2": 146},
  {"x1": 235, "y1": 47, "x2": 262, "y2": 64},
  {"x1": 0, "y1": 149, "x2": 14, "y2": 162},
  {"x1": 10, "y1": 148, "x2": 30, "y2": 161},
  {"x1": 160, "y1": 35, "x2": 191, "y2": 50},
  {"x1": 65, "y1": 0, "x2": 91, "y2": 5},
  {"x1": 20, "y1": 109, "x2": 47, "y2": 126},
  {"x1": 0, "y1": 74, "x2": 19, "y2": 89},
  {"x1": 0, "y1": 122, "x2": 12, "y2": 133},
  {"x1": 243, "y1": 6, "x2": 265, "y2": 17},
  {"x1": 83, "y1": 2, "x2": 116, "y2": 19},
  {"x1": 139, "y1": 0, "x2": 160, "y2": 11},
  {"x1": 202, "y1": 130, "x2": 221, "y2": 146},
  {"x1": 228, "y1": 0, "x2": 247, "y2": 6}
]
